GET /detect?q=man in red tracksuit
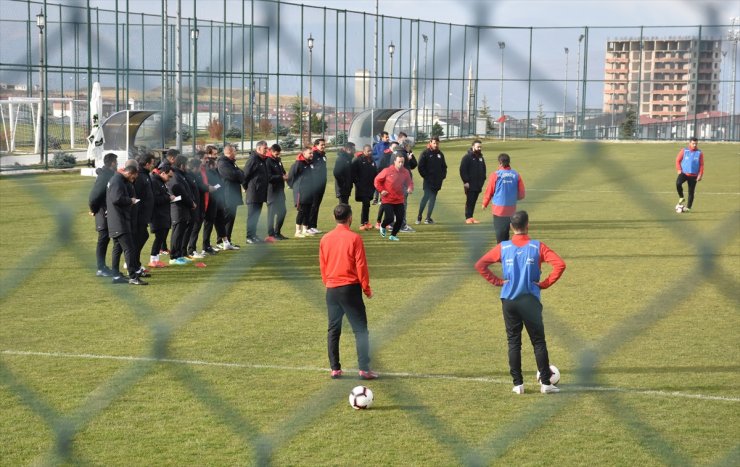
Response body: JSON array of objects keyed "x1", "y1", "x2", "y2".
[
  {"x1": 475, "y1": 210, "x2": 566, "y2": 395},
  {"x1": 674, "y1": 136, "x2": 704, "y2": 212},
  {"x1": 319, "y1": 204, "x2": 378, "y2": 380},
  {"x1": 481, "y1": 153, "x2": 525, "y2": 243},
  {"x1": 374, "y1": 153, "x2": 414, "y2": 242}
]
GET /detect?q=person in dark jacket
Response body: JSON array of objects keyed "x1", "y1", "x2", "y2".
[
  {"x1": 217, "y1": 143, "x2": 245, "y2": 249},
  {"x1": 333, "y1": 142, "x2": 355, "y2": 204},
  {"x1": 459, "y1": 139, "x2": 487, "y2": 224},
  {"x1": 106, "y1": 165, "x2": 147, "y2": 285},
  {"x1": 186, "y1": 154, "x2": 210, "y2": 257},
  {"x1": 242, "y1": 140, "x2": 270, "y2": 244},
  {"x1": 351, "y1": 144, "x2": 377, "y2": 230},
  {"x1": 397, "y1": 134, "x2": 418, "y2": 232},
  {"x1": 266, "y1": 144, "x2": 288, "y2": 241},
  {"x1": 88, "y1": 152, "x2": 118, "y2": 277},
  {"x1": 416, "y1": 137, "x2": 447, "y2": 225},
  {"x1": 132, "y1": 152, "x2": 155, "y2": 275},
  {"x1": 167, "y1": 155, "x2": 196, "y2": 265},
  {"x1": 201, "y1": 145, "x2": 225, "y2": 254},
  {"x1": 147, "y1": 163, "x2": 175, "y2": 268},
  {"x1": 308, "y1": 138, "x2": 328, "y2": 234},
  {"x1": 287, "y1": 146, "x2": 316, "y2": 238}
]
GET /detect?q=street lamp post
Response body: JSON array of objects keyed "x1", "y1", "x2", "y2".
[
  {"x1": 307, "y1": 34, "x2": 314, "y2": 146},
  {"x1": 388, "y1": 41, "x2": 395, "y2": 107},
  {"x1": 422, "y1": 34, "x2": 428, "y2": 133},
  {"x1": 575, "y1": 33, "x2": 585, "y2": 138},
  {"x1": 191, "y1": 27, "x2": 199, "y2": 156},
  {"x1": 729, "y1": 17, "x2": 740, "y2": 141},
  {"x1": 498, "y1": 41, "x2": 505, "y2": 140},
  {"x1": 36, "y1": 11, "x2": 46, "y2": 167},
  {"x1": 563, "y1": 47, "x2": 569, "y2": 138}
]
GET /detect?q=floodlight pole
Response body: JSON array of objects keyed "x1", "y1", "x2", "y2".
[
  {"x1": 388, "y1": 41, "x2": 395, "y2": 107},
  {"x1": 422, "y1": 34, "x2": 428, "y2": 134},
  {"x1": 37, "y1": 10, "x2": 46, "y2": 167},
  {"x1": 498, "y1": 41, "x2": 505, "y2": 140},
  {"x1": 191, "y1": 26, "x2": 199, "y2": 156},
  {"x1": 307, "y1": 34, "x2": 314, "y2": 146},
  {"x1": 729, "y1": 17, "x2": 740, "y2": 141},
  {"x1": 563, "y1": 47, "x2": 569, "y2": 138},
  {"x1": 575, "y1": 33, "x2": 584, "y2": 139}
]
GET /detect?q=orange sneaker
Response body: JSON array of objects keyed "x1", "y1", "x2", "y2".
[
  {"x1": 465, "y1": 218, "x2": 475, "y2": 224},
  {"x1": 359, "y1": 224, "x2": 368, "y2": 231},
  {"x1": 472, "y1": 218, "x2": 481, "y2": 224}
]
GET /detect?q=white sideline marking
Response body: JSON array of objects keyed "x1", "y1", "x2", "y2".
[
  {"x1": 529, "y1": 188, "x2": 740, "y2": 196},
  {"x1": 3, "y1": 349, "x2": 739, "y2": 403}
]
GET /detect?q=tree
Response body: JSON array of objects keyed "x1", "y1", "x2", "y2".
[
  {"x1": 289, "y1": 94, "x2": 304, "y2": 134},
  {"x1": 309, "y1": 113, "x2": 327, "y2": 134},
  {"x1": 535, "y1": 103, "x2": 547, "y2": 137},
  {"x1": 431, "y1": 122, "x2": 444, "y2": 138},
  {"x1": 620, "y1": 105, "x2": 637, "y2": 140},
  {"x1": 480, "y1": 95, "x2": 494, "y2": 134}
]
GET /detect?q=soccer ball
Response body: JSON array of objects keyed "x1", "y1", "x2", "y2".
[
  {"x1": 536, "y1": 365, "x2": 561, "y2": 385},
  {"x1": 349, "y1": 385, "x2": 374, "y2": 410},
  {"x1": 675, "y1": 204, "x2": 684, "y2": 213}
]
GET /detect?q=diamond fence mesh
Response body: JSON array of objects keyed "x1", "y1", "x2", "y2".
[{"x1": 1, "y1": 0, "x2": 739, "y2": 465}]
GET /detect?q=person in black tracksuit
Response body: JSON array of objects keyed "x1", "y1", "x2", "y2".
[
  {"x1": 266, "y1": 144, "x2": 288, "y2": 240},
  {"x1": 287, "y1": 147, "x2": 316, "y2": 237},
  {"x1": 187, "y1": 154, "x2": 210, "y2": 256},
  {"x1": 351, "y1": 144, "x2": 377, "y2": 229},
  {"x1": 308, "y1": 138, "x2": 327, "y2": 233},
  {"x1": 132, "y1": 153, "x2": 155, "y2": 273},
  {"x1": 148, "y1": 163, "x2": 174, "y2": 267},
  {"x1": 397, "y1": 139, "x2": 418, "y2": 230},
  {"x1": 333, "y1": 142, "x2": 355, "y2": 205},
  {"x1": 167, "y1": 155, "x2": 195, "y2": 262},
  {"x1": 459, "y1": 139, "x2": 487, "y2": 223},
  {"x1": 201, "y1": 145, "x2": 225, "y2": 253},
  {"x1": 88, "y1": 152, "x2": 118, "y2": 276},
  {"x1": 217, "y1": 143, "x2": 245, "y2": 246},
  {"x1": 416, "y1": 136, "x2": 447, "y2": 224},
  {"x1": 107, "y1": 165, "x2": 146, "y2": 284},
  {"x1": 242, "y1": 141, "x2": 270, "y2": 243}
]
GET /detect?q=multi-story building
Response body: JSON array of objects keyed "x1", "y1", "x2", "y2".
[
  {"x1": 604, "y1": 37, "x2": 722, "y2": 120},
  {"x1": 354, "y1": 69, "x2": 370, "y2": 110}
]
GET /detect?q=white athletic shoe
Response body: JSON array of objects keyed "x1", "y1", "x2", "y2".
[
  {"x1": 540, "y1": 384, "x2": 560, "y2": 394},
  {"x1": 512, "y1": 384, "x2": 525, "y2": 395}
]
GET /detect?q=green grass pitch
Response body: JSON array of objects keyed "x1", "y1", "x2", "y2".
[{"x1": 1, "y1": 139, "x2": 738, "y2": 465}]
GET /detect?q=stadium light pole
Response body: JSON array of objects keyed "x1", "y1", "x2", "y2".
[
  {"x1": 307, "y1": 33, "x2": 314, "y2": 146},
  {"x1": 498, "y1": 41, "x2": 505, "y2": 140},
  {"x1": 729, "y1": 17, "x2": 739, "y2": 141},
  {"x1": 388, "y1": 41, "x2": 395, "y2": 107},
  {"x1": 575, "y1": 33, "x2": 585, "y2": 139},
  {"x1": 36, "y1": 10, "x2": 46, "y2": 167},
  {"x1": 422, "y1": 34, "x2": 428, "y2": 132},
  {"x1": 563, "y1": 47, "x2": 569, "y2": 138},
  {"x1": 191, "y1": 27, "x2": 199, "y2": 156}
]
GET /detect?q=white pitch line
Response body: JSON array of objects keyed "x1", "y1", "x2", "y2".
[
  {"x1": 528, "y1": 188, "x2": 740, "y2": 196},
  {"x1": 3, "y1": 349, "x2": 739, "y2": 403}
]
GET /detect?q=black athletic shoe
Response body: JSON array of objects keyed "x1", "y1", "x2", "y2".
[
  {"x1": 129, "y1": 277, "x2": 149, "y2": 286},
  {"x1": 96, "y1": 268, "x2": 113, "y2": 277},
  {"x1": 246, "y1": 236, "x2": 263, "y2": 244},
  {"x1": 204, "y1": 246, "x2": 219, "y2": 255},
  {"x1": 111, "y1": 276, "x2": 128, "y2": 284},
  {"x1": 275, "y1": 233, "x2": 289, "y2": 240}
]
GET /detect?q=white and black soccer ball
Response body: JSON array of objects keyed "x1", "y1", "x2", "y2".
[
  {"x1": 675, "y1": 204, "x2": 685, "y2": 213},
  {"x1": 349, "y1": 385, "x2": 374, "y2": 410},
  {"x1": 536, "y1": 365, "x2": 561, "y2": 385}
]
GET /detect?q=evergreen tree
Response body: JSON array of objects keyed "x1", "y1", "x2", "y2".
[
  {"x1": 480, "y1": 95, "x2": 494, "y2": 133},
  {"x1": 535, "y1": 103, "x2": 547, "y2": 137},
  {"x1": 620, "y1": 105, "x2": 637, "y2": 139},
  {"x1": 431, "y1": 122, "x2": 445, "y2": 138}
]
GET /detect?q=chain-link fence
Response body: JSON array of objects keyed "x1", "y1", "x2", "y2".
[
  {"x1": 1, "y1": 0, "x2": 739, "y2": 159},
  {"x1": 1, "y1": 0, "x2": 739, "y2": 465}
]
